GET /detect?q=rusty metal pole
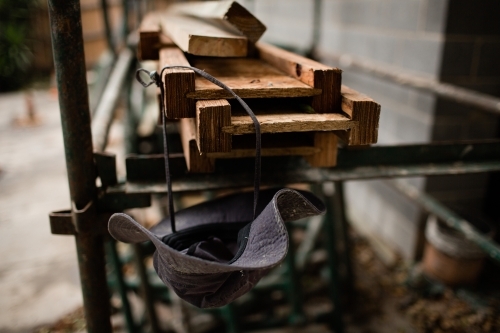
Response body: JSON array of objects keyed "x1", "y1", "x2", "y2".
[
  {"x1": 48, "y1": 1, "x2": 113, "y2": 332},
  {"x1": 319, "y1": 51, "x2": 500, "y2": 115}
]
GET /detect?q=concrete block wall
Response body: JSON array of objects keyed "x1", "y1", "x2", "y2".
[
  {"x1": 318, "y1": 0, "x2": 447, "y2": 77},
  {"x1": 241, "y1": 0, "x2": 315, "y2": 52},
  {"x1": 441, "y1": 1, "x2": 500, "y2": 93},
  {"x1": 246, "y1": 0, "x2": 499, "y2": 258},
  {"x1": 316, "y1": 0, "x2": 449, "y2": 146},
  {"x1": 425, "y1": 1, "x2": 500, "y2": 220},
  {"x1": 248, "y1": 0, "x2": 447, "y2": 141}
]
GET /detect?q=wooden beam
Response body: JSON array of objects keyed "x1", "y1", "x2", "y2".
[
  {"x1": 304, "y1": 132, "x2": 338, "y2": 167},
  {"x1": 188, "y1": 58, "x2": 321, "y2": 99},
  {"x1": 205, "y1": 130, "x2": 338, "y2": 165},
  {"x1": 196, "y1": 100, "x2": 232, "y2": 153},
  {"x1": 138, "y1": 12, "x2": 161, "y2": 61},
  {"x1": 179, "y1": 118, "x2": 215, "y2": 173},
  {"x1": 336, "y1": 85, "x2": 380, "y2": 145},
  {"x1": 207, "y1": 132, "x2": 320, "y2": 158},
  {"x1": 256, "y1": 42, "x2": 342, "y2": 113},
  {"x1": 138, "y1": 13, "x2": 175, "y2": 61},
  {"x1": 207, "y1": 147, "x2": 319, "y2": 159},
  {"x1": 159, "y1": 47, "x2": 195, "y2": 119},
  {"x1": 160, "y1": 12, "x2": 248, "y2": 57},
  {"x1": 223, "y1": 113, "x2": 354, "y2": 135},
  {"x1": 167, "y1": 1, "x2": 266, "y2": 43}
]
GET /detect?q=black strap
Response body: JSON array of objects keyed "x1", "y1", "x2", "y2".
[{"x1": 136, "y1": 67, "x2": 262, "y2": 233}]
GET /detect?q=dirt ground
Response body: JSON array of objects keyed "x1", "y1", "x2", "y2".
[{"x1": 344, "y1": 234, "x2": 500, "y2": 333}]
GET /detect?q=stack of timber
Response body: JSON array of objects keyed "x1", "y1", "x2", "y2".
[{"x1": 137, "y1": 1, "x2": 380, "y2": 173}]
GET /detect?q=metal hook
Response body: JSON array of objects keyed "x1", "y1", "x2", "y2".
[{"x1": 135, "y1": 68, "x2": 157, "y2": 87}]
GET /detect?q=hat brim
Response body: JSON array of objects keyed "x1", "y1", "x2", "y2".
[{"x1": 108, "y1": 188, "x2": 325, "y2": 275}]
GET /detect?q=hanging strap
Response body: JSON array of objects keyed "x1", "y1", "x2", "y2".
[{"x1": 136, "y1": 66, "x2": 262, "y2": 233}]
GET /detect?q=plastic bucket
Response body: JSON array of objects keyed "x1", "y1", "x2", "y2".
[{"x1": 422, "y1": 215, "x2": 490, "y2": 286}]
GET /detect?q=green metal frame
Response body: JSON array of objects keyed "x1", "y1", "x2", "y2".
[{"x1": 120, "y1": 141, "x2": 500, "y2": 194}]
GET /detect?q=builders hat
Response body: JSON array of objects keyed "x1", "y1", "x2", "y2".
[
  {"x1": 109, "y1": 188, "x2": 324, "y2": 308},
  {"x1": 108, "y1": 66, "x2": 325, "y2": 308}
]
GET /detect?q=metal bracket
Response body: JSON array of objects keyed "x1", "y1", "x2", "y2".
[
  {"x1": 49, "y1": 204, "x2": 110, "y2": 236},
  {"x1": 49, "y1": 187, "x2": 151, "y2": 235},
  {"x1": 71, "y1": 200, "x2": 97, "y2": 233},
  {"x1": 49, "y1": 210, "x2": 75, "y2": 235},
  {"x1": 94, "y1": 151, "x2": 118, "y2": 187},
  {"x1": 97, "y1": 185, "x2": 151, "y2": 212}
]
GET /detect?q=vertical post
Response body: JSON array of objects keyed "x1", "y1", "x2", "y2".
[
  {"x1": 106, "y1": 240, "x2": 137, "y2": 333},
  {"x1": 48, "y1": 1, "x2": 113, "y2": 332},
  {"x1": 285, "y1": 223, "x2": 306, "y2": 326},
  {"x1": 413, "y1": 213, "x2": 430, "y2": 261},
  {"x1": 121, "y1": 0, "x2": 130, "y2": 39},
  {"x1": 323, "y1": 190, "x2": 344, "y2": 333},
  {"x1": 133, "y1": 244, "x2": 161, "y2": 333},
  {"x1": 334, "y1": 181, "x2": 354, "y2": 293},
  {"x1": 307, "y1": 0, "x2": 322, "y2": 58},
  {"x1": 221, "y1": 303, "x2": 239, "y2": 333},
  {"x1": 101, "y1": 0, "x2": 117, "y2": 57}
]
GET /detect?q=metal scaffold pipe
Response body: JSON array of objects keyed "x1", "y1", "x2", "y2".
[
  {"x1": 92, "y1": 47, "x2": 134, "y2": 152},
  {"x1": 319, "y1": 51, "x2": 500, "y2": 115},
  {"x1": 48, "y1": 0, "x2": 113, "y2": 331},
  {"x1": 389, "y1": 180, "x2": 500, "y2": 263}
]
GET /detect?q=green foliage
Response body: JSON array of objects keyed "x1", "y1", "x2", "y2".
[{"x1": 0, "y1": 0, "x2": 35, "y2": 91}]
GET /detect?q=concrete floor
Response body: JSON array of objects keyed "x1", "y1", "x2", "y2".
[{"x1": 0, "y1": 90, "x2": 83, "y2": 332}]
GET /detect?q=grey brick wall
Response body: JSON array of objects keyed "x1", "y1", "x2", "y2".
[
  {"x1": 425, "y1": 0, "x2": 500, "y2": 224},
  {"x1": 243, "y1": 0, "x2": 315, "y2": 52},
  {"x1": 318, "y1": 0, "x2": 447, "y2": 76},
  {"x1": 318, "y1": 0, "x2": 448, "y2": 259}
]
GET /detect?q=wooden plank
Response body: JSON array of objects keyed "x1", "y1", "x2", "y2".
[
  {"x1": 159, "y1": 47, "x2": 195, "y2": 119},
  {"x1": 256, "y1": 42, "x2": 342, "y2": 113},
  {"x1": 138, "y1": 12, "x2": 176, "y2": 60},
  {"x1": 188, "y1": 58, "x2": 321, "y2": 99},
  {"x1": 209, "y1": 131, "x2": 317, "y2": 157},
  {"x1": 139, "y1": 33, "x2": 175, "y2": 60},
  {"x1": 138, "y1": 12, "x2": 160, "y2": 60},
  {"x1": 160, "y1": 12, "x2": 248, "y2": 57},
  {"x1": 179, "y1": 118, "x2": 215, "y2": 173},
  {"x1": 207, "y1": 147, "x2": 319, "y2": 159},
  {"x1": 333, "y1": 129, "x2": 353, "y2": 145},
  {"x1": 224, "y1": 113, "x2": 355, "y2": 135},
  {"x1": 336, "y1": 85, "x2": 381, "y2": 145},
  {"x1": 167, "y1": 1, "x2": 266, "y2": 42},
  {"x1": 126, "y1": 153, "x2": 187, "y2": 182},
  {"x1": 196, "y1": 100, "x2": 232, "y2": 153},
  {"x1": 304, "y1": 132, "x2": 338, "y2": 167}
]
